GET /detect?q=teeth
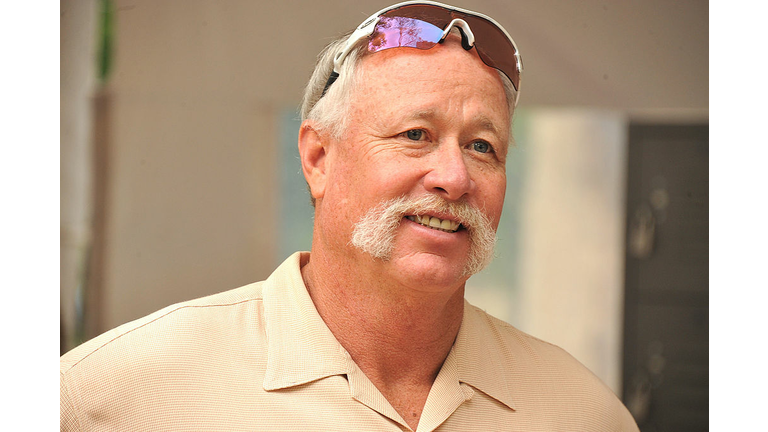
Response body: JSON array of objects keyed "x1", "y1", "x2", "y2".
[
  {"x1": 406, "y1": 215, "x2": 460, "y2": 232},
  {"x1": 428, "y1": 217, "x2": 442, "y2": 229}
]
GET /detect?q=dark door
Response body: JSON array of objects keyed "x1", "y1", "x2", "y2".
[{"x1": 622, "y1": 124, "x2": 709, "y2": 431}]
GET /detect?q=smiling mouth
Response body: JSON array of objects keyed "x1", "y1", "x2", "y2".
[{"x1": 405, "y1": 215, "x2": 462, "y2": 233}]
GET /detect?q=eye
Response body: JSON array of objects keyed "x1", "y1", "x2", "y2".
[
  {"x1": 472, "y1": 141, "x2": 492, "y2": 154},
  {"x1": 405, "y1": 129, "x2": 425, "y2": 141}
]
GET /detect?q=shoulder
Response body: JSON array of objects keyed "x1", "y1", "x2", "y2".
[
  {"x1": 464, "y1": 302, "x2": 585, "y2": 367},
  {"x1": 462, "y1": 303, "x2": 639, "y2": 431},
  {"x1": 60, "y1": 282, "x2": 270, "y2": 430},
  {"x1": 61, "y1": 281, "x2": 266, "y2": 375}
]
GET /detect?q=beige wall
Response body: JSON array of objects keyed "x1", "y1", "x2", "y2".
[
  {"x1": 103, "y1": 95, "x2": 278, "y2": 330},
  {"x1": 61, "y1": 0, "x2": 708, "y2": 390},
  {"x1": 100, "y1": 2, "x2": 285, "y2": 326},
  {"x1": 62, "y1": 0, "x2": 284, "y2": 342}
]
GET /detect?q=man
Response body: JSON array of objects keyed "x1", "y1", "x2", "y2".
[{"x1": 61, "y1": 2, "x2": 639, "y2": 431}]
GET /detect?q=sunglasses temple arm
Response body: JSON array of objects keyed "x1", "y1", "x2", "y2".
[{"x1": 321, "y1": 71, "x2": 340, "y2": 97}]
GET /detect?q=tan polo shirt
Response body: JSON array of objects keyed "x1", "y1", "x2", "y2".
[{"x1": 61, "y1": 252, "x2": 638, "y2": 431}]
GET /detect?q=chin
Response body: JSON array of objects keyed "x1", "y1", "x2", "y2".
[{"x1": 388, "y1": 251, "x2": 471, "y2": 291}]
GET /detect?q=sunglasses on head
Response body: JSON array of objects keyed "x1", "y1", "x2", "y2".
[{"x1": 322, "y1": 1, "x2": 523, "y2": 105}]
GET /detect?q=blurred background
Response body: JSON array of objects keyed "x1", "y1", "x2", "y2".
[{"x1": 61, "y1": 0, "x2": 708, "y2": 430}]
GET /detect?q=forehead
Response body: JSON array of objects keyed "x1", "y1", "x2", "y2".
[{"x1": 350, "y1": 41, "x2": 510, "y2": 130}]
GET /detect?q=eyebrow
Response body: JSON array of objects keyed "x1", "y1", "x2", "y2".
[
  {"x1": 403, "y1": 109, "x2": 504, "y2": 137},
  {"x1": 475, "y1": 116, "x2": 503, "y2": 136}
]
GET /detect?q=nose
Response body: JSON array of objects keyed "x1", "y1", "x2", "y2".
[{"x1": 423, "y1": 145, "x2": 475, "y2": 201}]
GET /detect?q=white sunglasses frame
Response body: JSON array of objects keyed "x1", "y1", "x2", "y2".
[{"x1": 326, "y1": 0, "x2": 524, "y2": 106}]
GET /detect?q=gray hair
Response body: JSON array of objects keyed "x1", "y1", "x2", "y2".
[
  {"x1": 300, "y1": 31, "x2": 366, "y2": 140},
  {"x1": 300, "y1": 30, "x2": 518, "y2": 141}
]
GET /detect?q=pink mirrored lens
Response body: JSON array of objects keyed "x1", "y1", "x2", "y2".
[{"x1": 369, "y1": 16, "x2": 444, "y2": 52}]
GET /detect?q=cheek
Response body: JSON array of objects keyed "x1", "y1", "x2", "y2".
[
  {"x1": 325, "y1": 159, "x2": 402, "y2": 213},
  {"x1": 359, "y1": 154, "x2": 425, "y2": 195},
  {"x1": 481, "y1": 174, "x2": 507, "y2": 227}
]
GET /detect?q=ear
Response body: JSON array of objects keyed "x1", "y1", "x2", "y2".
[{"x1": 298, "y1": 121, "x2": 329, "y2": 201}]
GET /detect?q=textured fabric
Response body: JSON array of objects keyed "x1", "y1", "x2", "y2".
[{"x1": 61, "y1": 252, "x2": 639, "y2": 431}]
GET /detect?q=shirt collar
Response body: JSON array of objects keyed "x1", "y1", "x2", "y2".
[
  {"x1": 453, "y1": 300, "x2": 518, "y2": 411},
  {"x1": 261, "y1": 252, "x2": 516, "y2": 412},
  {"x1": 262, "y1": 252, "x2": 354, "y2": 391}
]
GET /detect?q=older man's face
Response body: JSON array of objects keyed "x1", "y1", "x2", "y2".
[{"x1": 319, "y1": 36, "x2": 510, "y2": 291}]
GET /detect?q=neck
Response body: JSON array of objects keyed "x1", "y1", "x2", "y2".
[{"x1": 301, "y1": 247, "x2": 465, "y2": 429}]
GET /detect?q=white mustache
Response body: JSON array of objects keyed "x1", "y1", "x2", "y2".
[{"x1": 350, "y1": 194, "x2": 497, "y2": 276}]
